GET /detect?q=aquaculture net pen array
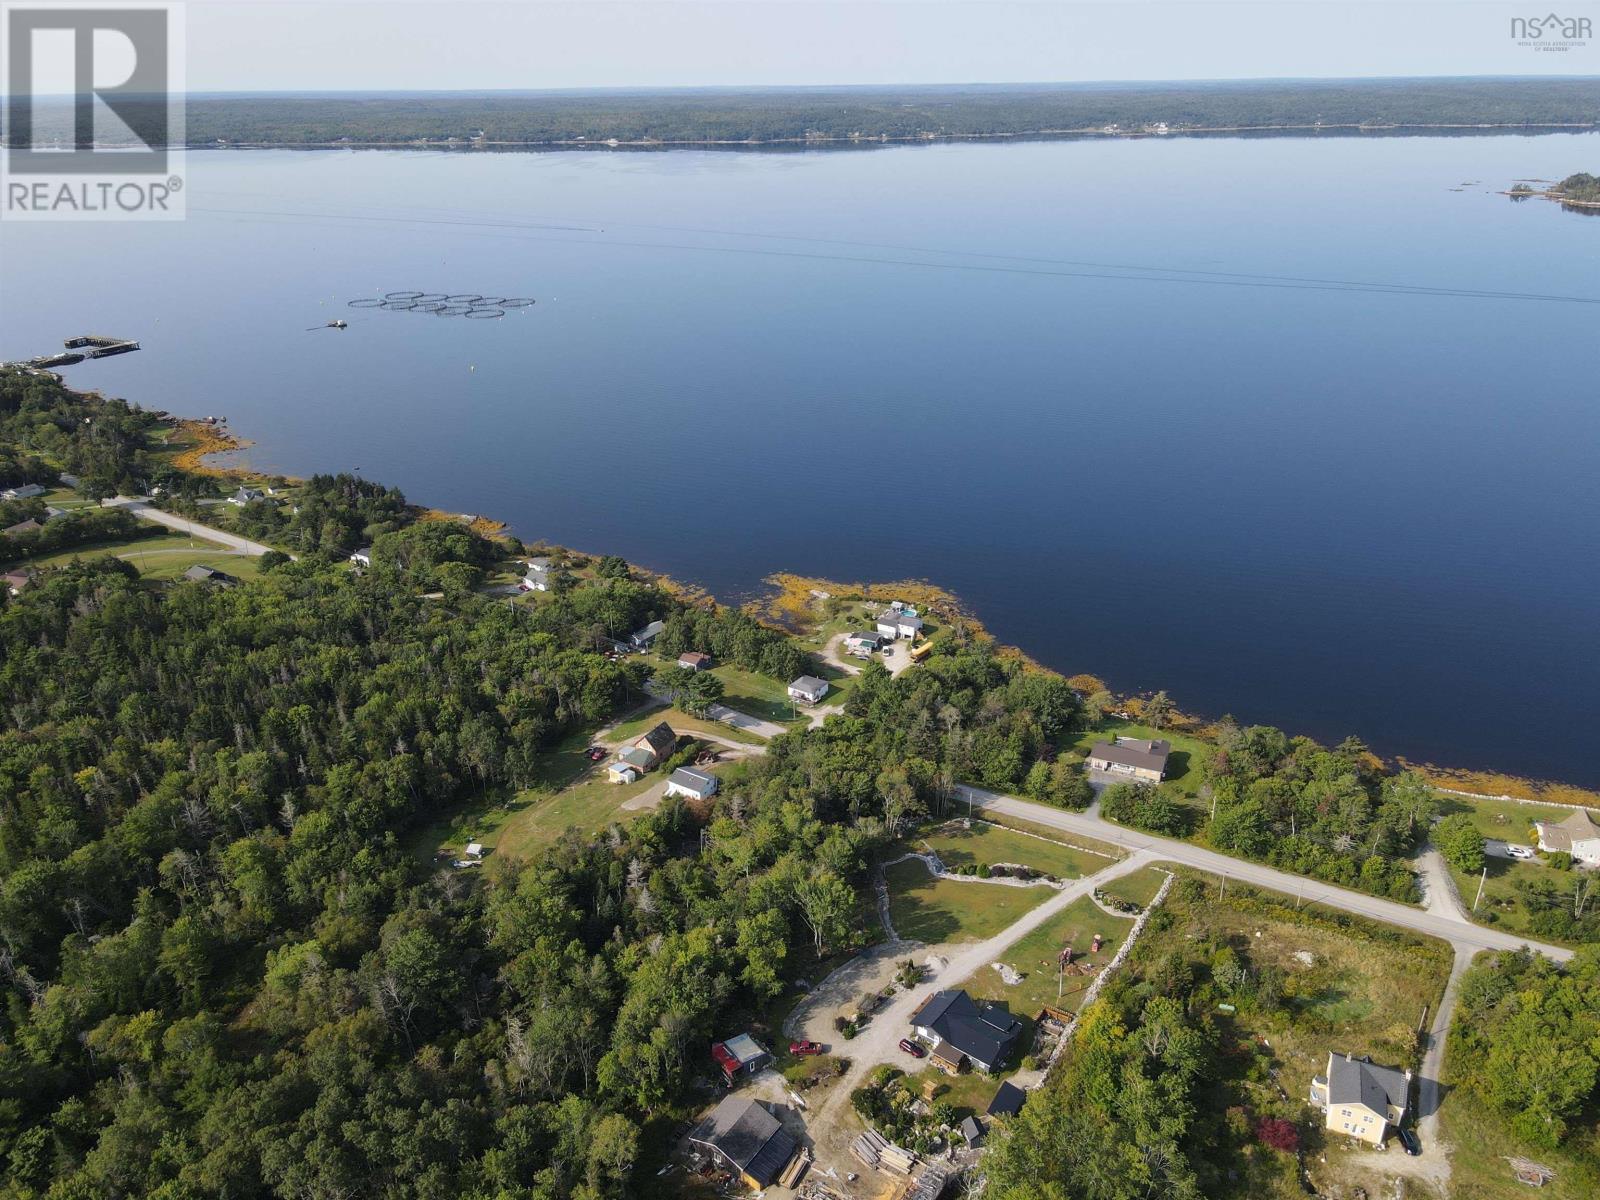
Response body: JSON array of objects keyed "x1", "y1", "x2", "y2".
[{"x1": 348, "y1": 291, "x2": 536, "y2": 319}]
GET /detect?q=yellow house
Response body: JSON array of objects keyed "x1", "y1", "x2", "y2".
[{"x1": 1310, "y1": 1051, "x2": 1411, "y2": 1145}]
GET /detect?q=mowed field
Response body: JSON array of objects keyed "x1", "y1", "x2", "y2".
[
  {"x1": 5, "y1": 526, "x2": 260, "y2": 582},
  {"x1": 911, "y1": 819, "x2": 1120, "y2": 881},
  {"x1": 883, "y1": 859, "x2": 1052, "y2": 944},
  {"x1": 961, "y1": 894, "x2": 1135, "y2": 1021}
]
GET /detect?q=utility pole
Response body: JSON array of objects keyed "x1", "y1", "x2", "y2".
[{"x1": 1473, "y1": 866, "x2": 1487, "y2": 912}]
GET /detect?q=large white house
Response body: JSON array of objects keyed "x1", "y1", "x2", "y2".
[
  {"x1": 1535, "y1": 807, "x2": 1600, "y2": 865},
  {"x1": 876, "y1": 603, "x2": 923, "y2": 640}
]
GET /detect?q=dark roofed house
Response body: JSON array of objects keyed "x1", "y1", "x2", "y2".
[
  {"x1": 1, "y1": 483, "x2": 46, "y2": 501},
  {"x1": 183, "y1": 565, "x2": 240, "y2": 587},
  {"x1": 1085, "y1": 736, "x2": 1171, "y2": 784},
  {"x1": 3, "y1": 518, "x2": 43, "y2": 537},
  {"x1": 909, "y1": 989, "x2": 1022, "y2": 1074},
  {"x1": 987, "y1": 1081, "x2": 1026, "y2": 1119},
  {"x1": 633, "y1": 721, "x2": 678, "y2": 767},
  {"x1": 688, "y1": 1095, "x2": 798, "y2": 1191},
  {"x1": 1310, "y1": 1050, "x2": 1410, "y2": 1145}
]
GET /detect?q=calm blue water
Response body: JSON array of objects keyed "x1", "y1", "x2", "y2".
[{"x1": 3, "y1": 135, "x2": 1597, "y2": 784}]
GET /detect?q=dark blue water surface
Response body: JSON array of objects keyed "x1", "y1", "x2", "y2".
[{"x1": 3, "y1": 136, "x2": 1597, "y2": 783}]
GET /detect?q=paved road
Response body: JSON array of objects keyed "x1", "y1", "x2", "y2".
[
  {"x1": 105, "y1": 497, "x2": 287, "y2": 558},
  {"x1": 956, "y1": 785, "x2": 1573, "y2": 962}
]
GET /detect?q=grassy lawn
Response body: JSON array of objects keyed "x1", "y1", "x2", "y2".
[
  {"x1": 1097, "y1": 865, "x2": 1170, "y2": 910},
  {"x1": 5, "y1": 528, "x2": 261, "y2": 582},
  {"x1": 607, "y1": 704, "x2": 765, "y2": 747},
  {"x1": 1069, "y1": 720, "x2": 1211, "y2": 799},
  {"x1": 911, "y1": 820, "x2": 1116, "y2": 881},
  {"x1": 495, "y1": 771, "x2": 662, "y2": 859},
  {"x1": 884, "y1": 859, "x2": 1051, "y2": 944},
  {"x1": 964, "y1": 895, "x2": 1135, "y2": 1020},
  {"x1": 1437, "y1": 793, "x2": 1579, "y2": 845},
  {"x1": 907, "y1": 1064, "x2": 1007, "y2": 1123},
  {"x1": 702, "y1": 661, "x2": 811, "y2": 724},
  {"x1": 974, "y1": 811, "x2": 1124, "y2": 861},
  {"x1": 1442, "y1": 855, "x2": 1588, "y2": 944}
]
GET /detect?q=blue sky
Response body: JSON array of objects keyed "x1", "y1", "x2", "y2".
[{"x1": 185, "y1": 1, "x2": 1596, "y2": 91}]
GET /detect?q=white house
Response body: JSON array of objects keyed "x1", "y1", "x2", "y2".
[
  {"x1": 1535, "y1": 808, "x2": 1600, "y2": 865},
  {"x1": 349, "y1": 547, "x2": 373, "y2": 568},
  {"x1": 1, "y1": 483, "x2": 46, "y2": 501},
  {"x1": 42, "y1": 506, "x2": 72, "y2": 523},
  {"x1": 876, "y1": 605, "x2": 924, "y2": 640},
  {"x1": 630, "y1": 620, "x2": 666, "y2": 650},
  {"x1": 521, "y1": 557, "x2": 552, "y2": 591},
  {"x1": 788, "y1": 675, "x2": 830, "y2": 705},
  {"x1": 229, "y1": 486, "x2": 264, "y2": 506},
  {"x1": 665, "y1": 767, "x2": 720, "y2": 801}
]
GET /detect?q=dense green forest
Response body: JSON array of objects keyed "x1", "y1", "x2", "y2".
[{"x1": 6, "y1": 78, "x2": 1597, "y2": 147}]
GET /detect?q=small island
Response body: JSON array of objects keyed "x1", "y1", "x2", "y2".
[{"x1": 1509, "y1": 172, "x2": 1600, "y2": 209}]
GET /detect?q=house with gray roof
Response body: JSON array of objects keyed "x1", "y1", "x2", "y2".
[
  {"x1": 629, "y1": 619, "x2": 665, "y2": 649},
  {"x1": 1, "y1": 483, "x2": 46, "y2": 501},
  {"x1": 787, "y1": 675, "x2": 830, "y2": 705},
  {"x1": 687, "y1": 1096, "x2": 799, "y2": 1191},
  {"x1": 1086, "y1": 736, "x2": 1171, "y2": 784},
  {"x1": 666, "y1": 766, "x2": 719, "y2": 801},
  {"x1": 908, "y1": 989, "x2": 1022, "y2": 1074},
  {"x1": 1535, "y1": 807, "x2": 1600, "y2": 866},
  {"x1": 1310, "y1": 1051, "x2": 1411, "y2": 1145}
]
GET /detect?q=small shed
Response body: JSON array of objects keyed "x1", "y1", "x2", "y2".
[
  {"x1": 987, "y1": 1081, "x2": 1026, "y2": 1119},
  {"x1": 710, "y1": 1033, "x2": 772, "y2": 1083},
  {"x1": 959, "y1": 1115, "x2": 984, "y2": 1146}
]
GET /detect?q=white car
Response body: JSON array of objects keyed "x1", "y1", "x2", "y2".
[{"x1": 1506, "y1": 844, "x2": 1535, "y2": 860}]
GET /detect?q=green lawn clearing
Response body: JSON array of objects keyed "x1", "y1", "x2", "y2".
[
  {"x1": 965, "y1": 894, "x2": 1136, "y2": 1020},
  {"x1": 1097, "y1": 865, "x2": 1170, "y2": 910},
  {"x1": 884, "y1": 859, "x2": 1051, "y2": 944},
  {"x1": 1437, "y1": 793, "x2": 1579, "y2": 845},
  {"x1": 912, "y1": 820, "x2": 1117, "y2": 881}
]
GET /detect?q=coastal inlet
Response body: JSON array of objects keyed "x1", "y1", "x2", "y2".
[{"x1": 347, "y1": 291, "x2": 536, "y2": 320}]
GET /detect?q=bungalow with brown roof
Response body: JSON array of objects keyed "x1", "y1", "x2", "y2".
[
  {"x1": 1086, "y1": 736, "x2": 1170, "y2": 784},
  {"x1": 678, "y1": 651, "x2": 713, "y2": 672},
  {"x1": 3, "y1": 568, "x2": 37, "y2": 596}
]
